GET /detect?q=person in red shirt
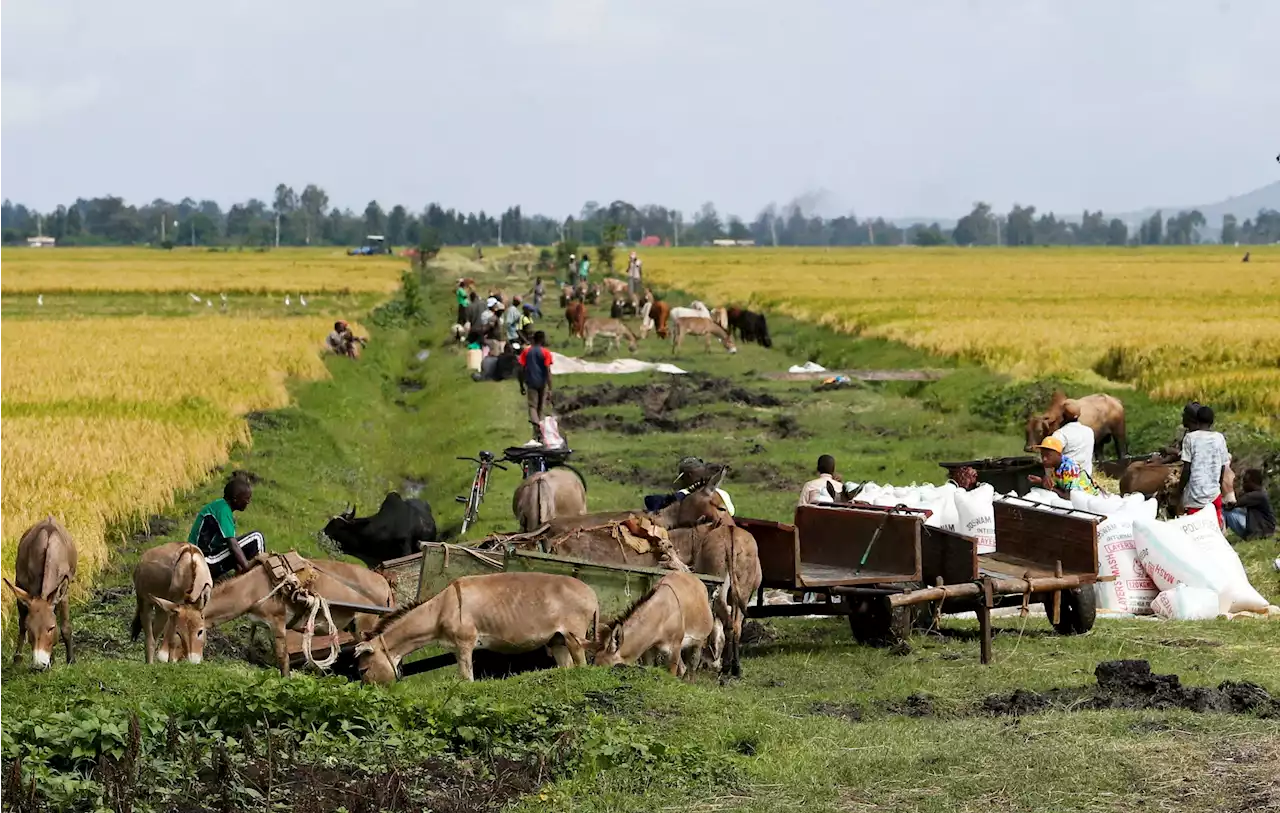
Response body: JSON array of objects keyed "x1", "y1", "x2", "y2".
[{"x1": 518, "y1": 331, "x2": 554, "y2": 445}]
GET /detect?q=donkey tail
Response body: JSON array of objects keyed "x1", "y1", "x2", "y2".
[{"x1": 536, "y1": 476, "x2": 554, "y2": 528}]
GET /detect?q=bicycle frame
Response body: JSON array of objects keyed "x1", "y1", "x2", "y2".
[{"x1": 456, "y1": 452, "x2": 506, "y2": 535}]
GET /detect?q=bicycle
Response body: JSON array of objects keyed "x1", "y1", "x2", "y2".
[{"x1": 456, "y1": 451, "x2": 507, "y2": 535}]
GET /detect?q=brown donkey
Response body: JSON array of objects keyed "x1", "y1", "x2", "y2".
[
  {"x1": 596, "y1": 571, "x2": 723, "y2": 678},
  {"x1": 4, "y1": 517, "x2": 78, "y2": 669},
  {"x1": 131, "y1": 542, "x2": 213, "y2": 664},
  {"x1": 355, "y1": 572, "x2": 598, "y2": 684},
  {"x1": 203, "y1": 554, "x2": 395, "y2": 676},
  {"x1": 672, "y1": 316, "x2": 737, "y2": 355}
]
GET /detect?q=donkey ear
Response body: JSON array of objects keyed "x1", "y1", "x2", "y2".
[
  {"x1": 3, "y1": 578, "x2": 33, "y2": 606},
  {"x1": 353, "y1": 642, "x2": 373, "y2": 657},
  {"x1": 703, "y1": 466, "x2": 728, "y2": 493},
  {"x1": 610, "y1": 625, "x2": 624, "y2": 650},
  {"x1": 46, "y1": 574, "x2": 71, "y2": 603},
  {"x1": 152, "y1": 596, "x2": 179, "y2": 614}
]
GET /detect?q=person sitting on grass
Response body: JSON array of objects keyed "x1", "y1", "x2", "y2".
[
  {"x1": 1028, "y1": 436, "x2": 1099, "y2": 498},
  {"x1": 326, "y1": 320, "x2": 367, "y2": 359},
  {"x1": 1224, "y1": 469, "x2": 1275, "y2": 542},
  {"x1": 188, "y1": 475, "x2": 267, "y2": 581}
]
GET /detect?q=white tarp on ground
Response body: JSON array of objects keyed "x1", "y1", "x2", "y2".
[
  {"x1": 788, "y1": 361, "x2": 827, "y2": 373},
  {"x1": 550, "y1": 352, "x2": 687, "y2": 376}
]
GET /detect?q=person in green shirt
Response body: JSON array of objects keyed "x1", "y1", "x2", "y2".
[
  {"x1": 578, "y1": 254, "x2": 590, "y2": 283},
  {"x1": 188, "y1": 476, "x2": 266, "y2": 579},
  {"x1": 455, "y1": 280, "x2": 469, "y2": 327}
]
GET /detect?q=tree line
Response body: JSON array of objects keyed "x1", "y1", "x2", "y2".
[{"x1": 3, "y1": 185, "x2": 1278, "y2": 248}]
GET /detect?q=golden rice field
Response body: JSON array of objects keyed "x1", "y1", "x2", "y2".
[
  {"x1": 643, "y1": 246, "x2": 1280, "y2": 420},
  {"x1": 1, "y1": 247, "x2": 379, "y2": 603},
  {"x1": 0, "y1": 246, "x2": 404, "y2": 294}
]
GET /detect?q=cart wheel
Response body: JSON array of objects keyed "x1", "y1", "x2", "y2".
[
  {"x1": 1045, "y1": 586, "x2": 1097, "y2": 635},
  {"x1": 848, "y1": 595, "x2": 913, "y2": 646}
]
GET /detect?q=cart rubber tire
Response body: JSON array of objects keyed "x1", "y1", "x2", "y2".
[
  {"x1": 848, "y1": 595, "x2": 913, "y2": 647},
  {"x1": 1045, "y1": 587, "x2": 1097, "y2": 635}
]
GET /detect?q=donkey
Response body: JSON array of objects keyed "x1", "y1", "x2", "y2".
[
  {"x1": 204, "y1": 555, "x2": 394, "y2": 676},
  {"x1": 4, "y1": 517, "x2": 78, "y2": 669},
  {"x1": 596, "y1": 571, "x2": 723, "y2": 678},
  {"x1": 131, "y1": 542, "x2": 212, "y2": 664},
  {"x1": 355, "y1": 572, "x2": 599, "y2": 683},
  {"x1": 685, "y1": 523, "x2": 761, "y2": 678},
  {"x1": 582, "y1": 317, "x2": 640, "y2": 354},
  {"x1": 513, "y1": 467, "x2": 587, "y2": 532},
  {"x1": 545, "y1": 470, "x2": 732, "y2": 536},
  {"x1": 672, "y1": 317, "x2": 737, "y2": 355}
]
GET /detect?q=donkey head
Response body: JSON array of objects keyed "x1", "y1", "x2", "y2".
[
  {"x1": 4, "y1": 575, "x2": 69, "y2": 669},
  {"x1": 152, "y1": 597, "x2": 207, "y2": 664},
  {"x1": 353, "y1": 639, "x2": 398, "y2": 685}
]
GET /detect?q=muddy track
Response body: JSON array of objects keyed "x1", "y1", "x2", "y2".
[
  {"x1": 811, "y1": 660, "x2": 1279, "y2": 722},
  {"x1": 556, "y1": 375, "x2": 782, "y2": 415}
]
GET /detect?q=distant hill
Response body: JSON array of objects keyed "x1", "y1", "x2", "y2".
[{"x1": 1108, "y1": 180, "x2": 1280, "y2": 230}]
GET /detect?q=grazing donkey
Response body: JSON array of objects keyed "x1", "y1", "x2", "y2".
[
  {"x1": 582, "y1": 317, "x2": 640, "y2": 353},
  {"x1": 4, "y1": 517, "x2": 78, "y2": 669},
  {"x1": 671, "y1": 316, "x2": 738, "y2": 355},
  {"x1": 131, "y1": 542, "x2": 213, "y2": 664},
  {"x1": 355, "y1": 572, "x2": 598, "y2": 683},
  {"x1": 596, "y1": 571, "x2": 723, "y2": 678}
]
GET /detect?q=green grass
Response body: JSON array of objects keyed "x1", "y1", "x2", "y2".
[{"x1": 4, "y1": 263, "x2": 1279, "y2": 812}]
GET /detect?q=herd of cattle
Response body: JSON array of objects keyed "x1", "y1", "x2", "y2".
[{"x1": 560, "y1": 281, "x2": 772, "y2": 356}]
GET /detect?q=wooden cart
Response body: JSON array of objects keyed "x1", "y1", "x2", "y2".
[{"x1": 737, "y1": 497, "x2": 1104, "y2": 662}]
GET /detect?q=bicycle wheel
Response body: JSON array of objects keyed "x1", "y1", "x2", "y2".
[{"x1": 461, "y1": 478, "x2": 482, "y2": 534}]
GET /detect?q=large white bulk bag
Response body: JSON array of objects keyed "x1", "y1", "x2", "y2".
[
  {"x1": 920, "y1": 485, "x2": 959, "y2": 533},
  {"x1": 1094, "y1": 501, "x2": 1159, "y2": 615},
  {"x1": 1026, "y1": 488, "x2": 1071, "y2": 509},
  {"x1": 1169, "y1": 510, "x2": 1269, "y2": 613},
  {"x1": 955, "y1": 483, "x2": 996, "y2": 554},
  {"x1": 1150, "y1": 585, "x2": 1221, "y2": 621},
  {"x1": 1134, "y1": 516, "x2": 1244, "y2": 614}
]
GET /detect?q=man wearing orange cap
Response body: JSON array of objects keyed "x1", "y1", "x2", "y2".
[{"x1": 1028, "y1": 436, "x2": 1100, "y2": 498}]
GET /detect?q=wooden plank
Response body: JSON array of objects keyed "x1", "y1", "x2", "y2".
[
  {"x1": 793, "y1": 505, "x2": 922, "y2": 586},
  {"x1": 414, "y1": 543, "x2": 505, "y2": 603},
  {"x1": 993, "y1": 498, "x2": 1100, "y2": 577},
  {"x1": 920, "y1": 526, "x2": 979, "y2": 584},
  {"x1": 735, "y1": 517, "x2": 799, "y2": 589}
]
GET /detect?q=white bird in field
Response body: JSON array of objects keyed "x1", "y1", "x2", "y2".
[
  {"x1": 189, "y1": 293, "x2": 202, "y2": 303},
  {"x1": 299, "y1": 294, "x2": 307, "y2": 307},
  {"x1": 285, "y1": 295, "x2": 291, "y2": 306},
  {"x1": 37, "y1": 294, "x2": 43, "y2": 306},
  {"x1": 220, "y1": 293, "x2": 227, "y2": 302},
  {"x1": 206, "y1": 300, "x2": 212, "y2": 308}
]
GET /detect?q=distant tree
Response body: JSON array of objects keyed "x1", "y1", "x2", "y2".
[
  {"x1": 726, "y1": 216, "x2": 750, "y2": 240},
  {"x1": 1221, "y1": 214, "x2": 1238, "y2": 244},
  {"x1": 1140, "y1": 211, "x2": 1163, "y2": 245},
  {"x1": 913, "y1": 223, "x2": 947, "y2": 246},
  {"x1": 1005, "y1": 205, "x2": 1037, "y2": 246},
  {"x1": 387, "y1": 205, "x2": 408, "y2": 245},
  {"x1": 598, "y1": 223, "x2": 625, "y2": 271},
  {"x1": 1106, "y1": 218, "x2": 1128, "y2": 246},
  {"x1": 363, "y1": 201, "x2": 386, "y2": 237},
  {"x1": 299, "y1": 185, "x2": 329, "y2": 244},
  {"x1": 952, "y1": 202, "x2": 994, "y2": 246}
]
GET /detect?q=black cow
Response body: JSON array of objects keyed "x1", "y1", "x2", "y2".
[
  {"x1": 322, "y1": 492, "x2": 436, "y2": 568},
  {"x1": 739, "y1": 310, "x2": 773, "y2": 348}
]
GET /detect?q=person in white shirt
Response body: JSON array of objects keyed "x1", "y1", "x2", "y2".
[
  {"x1": 1052, "y1": 402, "x2": 1095, "y2": 475},
  {"x1": 799, "y1": 455, "x2": 843, "y2": 506}
]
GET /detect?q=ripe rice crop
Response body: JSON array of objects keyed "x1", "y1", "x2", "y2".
[
  {"x1": 0, "y1": 247, "x2": 404, "y2": 294},
  {"x1": 642, "y1": 246, "x2": 1280, "y2": 422},
  {"x1": 1, "y1": 251, "x2": 379, "y2": 610}
]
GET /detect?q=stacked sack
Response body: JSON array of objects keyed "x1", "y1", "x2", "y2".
[{"x1": 853, "y1": 481, "x2": 989, "y2": 551}]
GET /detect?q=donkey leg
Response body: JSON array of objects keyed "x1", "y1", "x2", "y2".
[
  {"x1": 667, "y1": 644, "x2": 683, "y2": 677},
  {"x1": 142, "y1": 602, "x2": 156, "y2": 664},
  {"x1": 157, "y1": 611, "x2": 175, "y2": 663},
  {"x1": 58, "y1": 598, "x2": 75, "y2": 664},
  {"x1": 456, "y1": 641, "x2": 476, "y2": 681},
  {"x1": 549, "y1": 643, "x2": 573, "y2": 669},
  {"x1": 563, "y1": 633, "x2": 587, "y2": 667},
  {"x1": 684, "y1": 643, "x2": 704, "y2": 680},
  {"x1": 12, "y1": 604, "x2": 27, "y2": 663},
  {"x1": 272, "y1": 624, "x2": 289, "y2": 677}
]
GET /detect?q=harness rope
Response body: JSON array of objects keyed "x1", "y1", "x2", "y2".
[{"x1": 252, "y1": 568, "x2": 340, "y2": 671}]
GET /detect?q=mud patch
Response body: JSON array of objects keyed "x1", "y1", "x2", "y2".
[
  {"x1": 980, "y1": 660, "x2": 1278, "y2": 718},
  {"x1": 557, "y1": 376, "x2": 782, "y2": 415},
  {"x1": 398, "y1": 377, "x2": 425, "y2": 393},
  {"x1": 740, "y1": 621, "x2": 778, "y2": 646},
  {"x1": 811, "y1": 701, "x2": 863, "y2": 722},
  {"x1": 886, "y1": 693, "x2": 936, "y2": 717}
]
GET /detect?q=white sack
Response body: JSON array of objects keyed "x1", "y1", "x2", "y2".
[
  {"x1": 1134, "y1": 515, "x2": 1245, "y2": 614},
  {"x1": 1094, "y1": 502, "x2": 1159, "y2": 615},
  {"x1": 1169, "y1": 510, "x2": 1270, "y2": 613},
  {"x1": 955, "y1": 483, "x2": 996, "y2": 554},
  {"x1": 1026, "y1": 488, "x2": 1072, "y2": 509},
  {"x1": 1151, "y1": 585, "x2": 1221, "y2": 621}
]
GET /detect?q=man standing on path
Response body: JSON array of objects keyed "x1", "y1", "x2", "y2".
[
  {"x1": 626, "y1": 252, "x2": 642, "y2": 297},
  {"x1": 532, "y1": 277, "x2": 545, "y2": 318},
  {"x1": 578, "y1": 252, "x2": 591, "y2": 284},
  {"x1": 504, "y1": 296, "x2": 523, "y2": 345},
  {"x1": 518, "y1": 331, "x2": 554, "y2": 445},
  {"x1": 455, "y1": 279, "x2": 469, "y2": 326}
]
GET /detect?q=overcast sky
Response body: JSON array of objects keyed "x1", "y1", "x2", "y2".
[{"x1": 3, "y1": 0, "x2": 1278, "y2": 219}]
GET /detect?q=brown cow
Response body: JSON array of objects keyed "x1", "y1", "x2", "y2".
[
  {"x1": 564, "y1": 301, "x2": 588, "y2": 339},
  {"x1": 1119, "y1": 461, "x2": 1182, "y2": 517},
  {"x1": 1024, "y1": 391, "x2": 1127, "y2": 459},
  {"x1": 650, "y1": 300, "x2": 671, "y2": 339}
]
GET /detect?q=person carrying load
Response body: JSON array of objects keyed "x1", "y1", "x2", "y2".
[
  {"x1": 188, "y1": 475, "x2": 267, "y2": 580},
  {"x1": 1028, "y1": 436, "x2": 1100, "y2": 498}
]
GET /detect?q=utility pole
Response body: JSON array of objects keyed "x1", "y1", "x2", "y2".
[
  {"x1": 191, "y1": 219, "x2": 196, "y2": 247},
  {"x1": 994, "y1": 216, "x2": 1001, "y2": 247},
  {"x1": 497, "y1": 218, "x2": 503, "y2": 247},
  {"x1": 867, "y1": 221, "x2": 874, "y2": 245},
  {"x1": 770, "y1": 216, "x2": 778, "y2": 247},
  {"x1": 160, "y1": 213, "x2": 166, "y2": 243},
  {"x1": 274, "y1": 212, "x2": 281, "y2": 248},
  {"x1": 673, "y1": 212, "x2": 680, "y2": 247}
]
